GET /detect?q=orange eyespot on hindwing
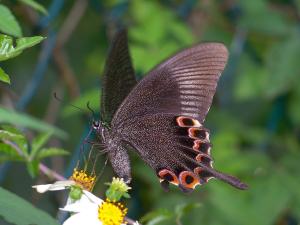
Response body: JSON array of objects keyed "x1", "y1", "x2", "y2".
[
  {"x1": 188, "y1": 128, "x2": 209, "y2": 140},
  {"x1": 196, "y1": 154, "x2": 213, "y2": 168},
  {"x1": 158, "y1": 169, "x2": 179, "y2": 186},
  {"x1": 176, "y1": 116, "x2": 201, "y2": 127},
  {"x1": 179, "y1": 171, "x2": 200, "y2": 189},
  {"x1": 193, "y1": 140, "x2": 211, "y2": 154},
  {"x1": 194, "y1": 167, "x2": 214, "y2": 183}
]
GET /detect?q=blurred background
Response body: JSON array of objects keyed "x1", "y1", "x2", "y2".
[{"x1": 1, "y1": 0, "x2": 300, "y2": 225}]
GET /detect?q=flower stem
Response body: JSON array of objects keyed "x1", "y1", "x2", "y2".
[{"x1": 39, "y1": 163, "x2": 66, "y2": 181}]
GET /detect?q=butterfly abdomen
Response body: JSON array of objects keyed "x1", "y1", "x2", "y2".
[{"x1": 106, "y1": 135, "x2": 132, "y2": 183}]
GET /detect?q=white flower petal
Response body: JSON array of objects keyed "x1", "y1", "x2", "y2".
[
  {"x1": 60, "y1": 200, "x2": 97, "y2": 213},
  {"x1": 82, "y1": 190, "x2": 103, "y2": 205},
  {"x1": 62, "y1": 210, "x2": 102, "y2": 225},
  {"x1": 32, "y1": 180, "x2": 75, "y2": 193},
  {"x1": 60, "y1": 193, "x2": 99, "y2": 213}
]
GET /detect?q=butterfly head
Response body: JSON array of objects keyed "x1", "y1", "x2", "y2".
[
  {"x1": 92, "y1": 120, "x2": 109, "y2": 130},
  {"x1": 92, "y1": 120, "x2": 110, "y2": 141}
]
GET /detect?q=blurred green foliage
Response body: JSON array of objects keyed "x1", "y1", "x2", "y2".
[
  {"x1": 0, "y1": 126, "x2": 68, "y2": 177},
  {"x1": 0, "y1": 2, "x2": 45, "y2": 83},
  {"x1": 0, "y1": 0, "x2": 300, "y2": 225},
  {"x1": 0, "y1": 187, "x2": 59, "y2": 225}
]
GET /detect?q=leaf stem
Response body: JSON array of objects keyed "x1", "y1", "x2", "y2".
[
  {"x1": 39, "y1": 163, "x2": 66, "y2": 181},
  {"x1": 2, "y1": 139, "x2": 26, "y2": 157}
]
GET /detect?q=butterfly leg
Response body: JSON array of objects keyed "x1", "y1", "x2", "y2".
[{"x1": 108, "y1": 145, "x2": 132, "y2": 183}]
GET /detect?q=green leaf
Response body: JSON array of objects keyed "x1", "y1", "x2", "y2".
[
  {"x1": 0, "y1": 187, "x2": 60, "y2": 225},
  {"x1": 0, "y1": 155, "x2": 24, "y2": 162},
  {"x1": 0, "y1": 142, "x2": 24, "y2": 162},
  {"x1": 18, "y1": 0, "x2": 47, "y2": 15},
  {"x1": 234, "y1": 54, "x2": 267, "y2": 101},
  {"x1": 238, "y1": 1, "x2": 291, "y2": 35},
  {"x1": 15, "y1": 36, "x2": 46, "y2": 52},
  {"x1": 129, "y1": 0, "x2": 194, "y2": 73},
  {"x1": 175, "y1": 202, "x2": 201, "y2": 221},
  {"x1": 30, "y1": 132, "x2": 53, "y2": 159},
  {"x1": 37, "y1": 147, "x2": 69, "y2": 159},
  {"x1": 0, "y1": 107, "x2": 67, "y2": 139},
  {"x1": 288, "y1": 82, "x2": 300, "y2": 126},
  {"x1": 0, "y1": 143, "x2": 20, "y2": 157},
  {"x1": 0, "y1": 129, "x2": 29, "y2": 157},
  {"x1": 0, "y1": 124, "x2": 24, "y2": 136},
  {"x1": 0, "y1": 4, "x2": 22, "y2": 37},
  {"x1": 141, "y1": 209, "x2": 173, "y2": 225},
  {"x1": 0, "y1": 67, "x2": 10, "y2": 84},
  {"x1": 26, "y1": 159, "x2": 39, "y2": 178},
  {"x1": 263, "y1": 32, "x2": 300, "y2": 98},
  {"x1": 0, "y1": 129, "x2": 24, "y2": 140},
  {"x1": 209, "y1": 172, "x2": 291, "y2": 225},
  {"x1": 0, "y1": 34, "x2": 45, "y2": 61}
]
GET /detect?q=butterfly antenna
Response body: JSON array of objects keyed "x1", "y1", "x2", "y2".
[
  {"x1": 86, "y1": 102, "x2": 96, "y2": 121},
  {"x1": 53, "y1": 92, "x2": 87, "y2": 114}
]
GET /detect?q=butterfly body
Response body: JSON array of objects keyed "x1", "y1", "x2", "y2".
[
  {"x1": 93, "y1": 122, "x2": 131, "y2": 183},
  {"x1": 96, "y1": 30, "x2": 248, "y2": 192}
]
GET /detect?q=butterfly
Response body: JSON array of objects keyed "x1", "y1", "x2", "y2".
[{"x1": 93, "y1": 29, "x2": 248, "y2": 192}]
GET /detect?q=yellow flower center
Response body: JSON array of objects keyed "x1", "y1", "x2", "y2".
[
  {"x1": 98, "y1": 199, "x2": 128, "y2": 225},
  {"x1": 70, "y1": 168, "x2": 96, "y2": 191}
]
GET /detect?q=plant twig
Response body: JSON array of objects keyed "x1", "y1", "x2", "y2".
[
  {"x1": 52, "y1": 0, "x2": 88, "y2": 99},
  {"x1": 56, "y1": 0, "x2": 88, "y2": 47},
  {"x1": 39, "y1": 163, "x2": 66, "y2": 181}
]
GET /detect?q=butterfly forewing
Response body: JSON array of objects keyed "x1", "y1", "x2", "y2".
[
  {"x1": 101, "y1": 29, "x2": 137, "y2": 123},
  {"x1": 112, "y1": 43, "x2": 228, "y2": 128}
]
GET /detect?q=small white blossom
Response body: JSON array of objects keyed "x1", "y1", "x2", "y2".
[
  {"x1": 32, "y1": 180, "x2": 76, "y2": 193},
  {"x1": 60, "y1": 190, "x2": 104, "y2": 225},
  {"x1": 33, "y1": 181, "x2": 127, "y2": 225}
]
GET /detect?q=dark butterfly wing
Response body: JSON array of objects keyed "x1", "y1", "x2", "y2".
[
  {"x1": 117, "y1": 114, "x2": 246, "y2": 191},
  {"x1": 111, "y1": 43, "x2": 247, "y2": 191},
  {"x1": 112, "y1": 43, "x2": 227, "y2": 127},
  {"x1": 101, "y1": 29, "x2": 137, "y2": 123}
]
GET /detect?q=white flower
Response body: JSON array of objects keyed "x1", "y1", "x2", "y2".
[
  {"x1": 32, "y1": 180, "x2": 76, "y2": 193},
  {"x1": 60, "y1": 190, "x2": 128, "y2": 225},
  {"x1": 33, "y1": 181, "x2": 128, "y2": 225},
  {"x1": 60, "y1": 190, "x2": 104, "y2": 225}
]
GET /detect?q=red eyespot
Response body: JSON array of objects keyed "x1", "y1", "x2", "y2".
[
  {"x1": 158, "y1": 169, "x2": 179, "y2": 186},
  {"x1": 179, "y1": 171, "x2": 200, "y2": 189},
  {"x1": 188, "y1": 128, "x2": 209, "y2": 140},
  {"x1": 195, "y1": 154, "x2": 213, "y2": 167},
  {"x1": 193, "y1": 140, "x2": 211, "y2": 154},
  {"x1": 176, "y1": 116, "x2": 201, "y2": 127}
]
